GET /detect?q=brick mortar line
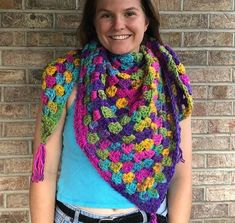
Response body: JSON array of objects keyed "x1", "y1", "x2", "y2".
[
  {"x1": 192, "y1": 168, "x2": 235, "y2": 171},
  {"x1": 192, "y1": 83, "x2": 235, "y2": 86},
  {"x1": 192, "y1": 116, "x2": 235, "y2": 119},
  {"x1": 0, "y1": 156, "x2": 32, "y2": 159},
  {"x1": 1, "y1": 28, "x2": 235, "y2": 32},
  {"x1": 160, "y1": 11, "x2": 235, "y2": 14},
  {"x1": 0, "y1": 84, "x2": 40, "y2": 87},
  {"x1": 1, "y1": 9, "x2": 81, "y2": 13},
  {"x1": 1, "y1": 46, "x2": 235, "y2": 50},
  {"x1": 0, "y1": 208, "x2": 29, "y2": 211},
  {"x1": 0, "y1": 137, "x2": 33, "y2": 140},
  {"x1": 0, "y1": 28, "x2": 77, "y2": 31},
  {"x1": 0, "y1": 173, "x2": 31, "y2": 176},
  {"x1": 163, "y1": 29, "x2": 235, "y2": 32},
  {"x1": 192, "y1": 151, "x2": 235, "y2": 154},
  {"x1": 2, "y1": 10, "x2": 234, "y2": 14}
]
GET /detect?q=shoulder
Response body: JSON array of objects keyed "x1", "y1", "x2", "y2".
[{"x1": 40, "y1": 49, "x2": 82, "y2": 142}]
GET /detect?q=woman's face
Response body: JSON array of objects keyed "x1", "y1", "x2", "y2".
[{"x1": 94, "y1": 0, "x2": 149, "y2": 55}]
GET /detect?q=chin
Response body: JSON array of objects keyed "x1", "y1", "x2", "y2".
[{"x1": 108, "y1": 47, "x2": 133, "y2": 55}]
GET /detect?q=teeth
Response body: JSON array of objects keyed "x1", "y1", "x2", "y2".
[{"x1": 111, "y1": 35, "x2": 130, "y2": 40}]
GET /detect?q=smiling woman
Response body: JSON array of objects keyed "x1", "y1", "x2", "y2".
[
  {"x1": 29, "y1": 0, "x2": 193, "y2": 223},
  {"x1": 94, "y1": 0, "x2": 149, "y2": 54}
]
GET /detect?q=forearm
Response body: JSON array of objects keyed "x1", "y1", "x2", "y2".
[
  {"x1": 30, "y1": 172, "x2": 57, "y2": 223},
  {"x1": 167, "y1": 177, "x2": 192, "y2": 223}
]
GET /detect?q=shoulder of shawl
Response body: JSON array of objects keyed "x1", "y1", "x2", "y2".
[
  {"x1": 162, "y1": 44, "x2": 194, "y2": 120},
  {"x1": 40, "y1": 49, "x2": 81, "y2": 143}
]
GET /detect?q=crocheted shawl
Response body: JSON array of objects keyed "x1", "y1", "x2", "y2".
[{"x1": 32, "y1": 39, "x2": 193, "y2": 223}]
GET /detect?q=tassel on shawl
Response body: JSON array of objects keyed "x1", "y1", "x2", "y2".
[
  {"x1": 31, "y1": 143, "x2": 46, "y2": 182},
  {"x1": 150, "y1": 212, "x2": 158, "y2": 223}
]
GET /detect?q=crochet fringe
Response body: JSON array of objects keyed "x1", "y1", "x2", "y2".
[
  {"x1": 31, "y1": 143, "x2": 46, "y2": 182},
  {"x1": 150, "y1": 213, "x2": 158, "y2": 223}
]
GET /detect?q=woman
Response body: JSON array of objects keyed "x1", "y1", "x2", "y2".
[{"x1": 29, "y1": 0, "x2": 193, "y2": 223}]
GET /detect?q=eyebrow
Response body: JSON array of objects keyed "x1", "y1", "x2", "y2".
[{"x1": 96, "y1": 7, "x2": 139, "y2": 13}]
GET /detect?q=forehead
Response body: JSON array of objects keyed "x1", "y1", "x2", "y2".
[{"x1": 95, "y1": 0, "x2": 143, "y2": 11}]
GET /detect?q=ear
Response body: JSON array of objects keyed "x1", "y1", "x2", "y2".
[{"x1": 144, "y1": 17, "x2": 149, "y2": 32}]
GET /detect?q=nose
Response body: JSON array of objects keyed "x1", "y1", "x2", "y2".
[{"x1": 113, "y1": 15, "x2": 125, "y2": 31}]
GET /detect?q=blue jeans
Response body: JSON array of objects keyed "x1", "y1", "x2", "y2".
[{"x1": 54, "y1": 205, "x2": 148, "y2": 223}]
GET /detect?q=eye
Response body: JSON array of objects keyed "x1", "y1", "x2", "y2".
[
  {"x1": 125, "y1": 11, "x2": 136, "y2": 17},
  {"x1": 100, "y1": 13, "x2": 112, "y2": 19}
]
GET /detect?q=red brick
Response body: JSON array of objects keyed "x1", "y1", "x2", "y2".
[
  {"x1": 192, "y1": 154, "x2": 205, "y2": 168},
  {"x1": 208, "y1": 86, "x2": 235, "y2": 100},
  {"x1": 191, "y1": 86, "x2": 207, "y2": 99},
  {"x1": 208, "y1": 119, "x2": 235, "y2": 133},
  {"x1": 30, "y1": 103, "x2": 40, "y2": 119},
  {"x1": 2, "y1": 12, "x2": 53, "y2": 28},
  {"x1": 192, "y1": 187, "x2": 205, "y2": 202},
  {"x1": 0, "y1": 211, "x2": 29, "y2": 223},
  {"x1": 188, "y1": 67, "x2": 232, "y2": 83},
  {"x1": 2, "y1": 50, "x2": 53, "y2": 67},
  {"x1": 4, "y1": 86, "x2": 41, "y2": 102},
  {"x1": 205, "y1": 220, "x2": 235, "y2": 223},
  {"x1": 0, "y1": 31, "x2": 25, "y2": 46},
  {"x1": 27, "y1": 31, "x2": 77, "y2": 47},
  {"x1": 56, "y1": 14, "x2": 81, "y2": 29},
  {"x1": 28, "y1": 69, "x2": 43, "y2": 84},
  {"x1": 192, "y1": 119, "x2": 208, "y2": 134},
  {"x1": 191, "y1": 203, "x2": 228, "y2": 218},
  {"x1": 0, "y1": 104, "x2": 29, "y2": 119},
  {"x1": 0, "y1": 160, "x2": 4, "y2": 174},
  {"x1": 161, "y1": 32, "x2": 181, "y2": 47},
  {"x1": 210, "y1": 14, "x2": 235, "y2": 29},
  {"x1": 5, "y1": 158, "x2": 32, "y2": 173},
  {"x1": 176, "y1": 50, "x2": 207, "y2": 66},
  {"x1": 159, "y1": 0, "x2": 181, "y2": 11},
  {"x1": 207, "y1": 154, "x2": 235, "y2": 168},
  {"x1": 209, "y1": 51, "x2": 235, "y2": 66},
  {"x1": 206, "y1": 186, "x2": 235, "y2": 201},
  {"x1": 184, "y1": 32, "x2": 233, "y2": 47},
  {"x1": 232, "y1": 136, "x2": 235, "y2": 151},
  {"x1": 192, "y1": 171, "x2": 231, "y2": 185},
  {"x1": 184, "y1": 0, "x2": 233, "y2": 11},
  {"x1": 229, "y1": 202, "x2": 235, "y2": 216},
  {"x1": 4, "y1": 122, "x2": 35, "y2": 137},
  {"x1": 25, "y1": 0, "x2": 76, "y2": 9},
  {"x1": 0, "y1": 141, "x2": 29, "y2": 156},
  {"x1": 193, "y1": 101, "x2": 233, "y2": 116},
  {"x1": 0, "y1": 0, "x2": 22, "y2": 9},
  {"x1": 0, "y1": 194, "x2": 3, "y2": 208},
  {"x1": 160, "y1": 14, "x2": 208, "y2": 29},
  {"x1": 6, "y1": 193, "x2": 28, "y2": 208},
  {"x1": 192, "y1": 136, "x2": 230, "y2": 151},
  {"x1": 0, "y1": 69, "x2": 26, "y2": 84},
  {"x1": 0, "y1": 176, "x2": 29, "y2": 191}
]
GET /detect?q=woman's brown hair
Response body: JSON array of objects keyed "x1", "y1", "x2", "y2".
[{"x1": 77, "y1": 0, "x2": 163, "y2": 47}]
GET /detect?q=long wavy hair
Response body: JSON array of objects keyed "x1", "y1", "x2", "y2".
[{"x1": 77, "y1": 0, "x2": 163, "y2": 47}]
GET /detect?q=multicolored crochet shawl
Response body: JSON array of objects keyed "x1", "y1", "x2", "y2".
[{"x1": 32, "y1": 38, "x2": 193, "y2": 223}]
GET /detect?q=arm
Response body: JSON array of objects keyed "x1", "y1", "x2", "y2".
[
  {"x1": 29, "y1": 104, "x2": 66, "y2": 223},
  {"x1": 167, "y1": 116, "x2": 192, "y2": 223}
]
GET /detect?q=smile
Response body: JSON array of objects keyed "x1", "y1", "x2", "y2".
[{"x1": 109, "y1": 35, "x2": 131, "y2": 40}]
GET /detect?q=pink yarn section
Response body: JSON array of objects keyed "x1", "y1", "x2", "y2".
[
  {"x1": 31, "y1": 143, "x2": 46, "y2": 182},
  {"x1": 150, "y1": 213, "x2": 158, "y2": 223}
]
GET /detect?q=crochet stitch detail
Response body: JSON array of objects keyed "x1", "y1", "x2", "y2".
[{"x1": 74, "y1": 40, "x2": 193, "y2": 222}]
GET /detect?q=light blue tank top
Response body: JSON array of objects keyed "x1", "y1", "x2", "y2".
[{"x1": 57, "y1": 101, "x2": 167, "y2": 215}]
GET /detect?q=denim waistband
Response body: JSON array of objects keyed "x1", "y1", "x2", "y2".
[{"x1": 55, "y1": 200, "x2": 167, "y2": 223}]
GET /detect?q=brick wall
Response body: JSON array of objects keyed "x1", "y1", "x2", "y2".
[{"x1": 0, "y1": 0, "x2": 234, "y2": 222}]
